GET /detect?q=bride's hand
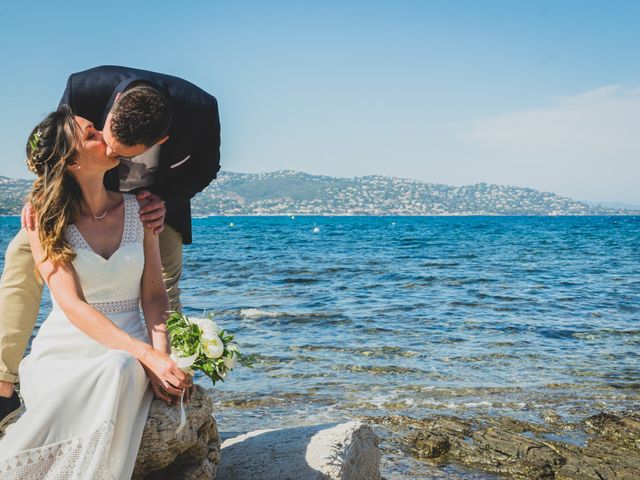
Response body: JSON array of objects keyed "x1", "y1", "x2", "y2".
[
  {"x1": 21, "y1": 202, "x2": 36, "y2": 230},
  {"x1": 142, "y1": 365, "x2": 175, "y2": 403},
  {"x1": 146, "y1": 370, "x2": 194, "y2": 405},
  {"x1": 139, "y1": 346, "x2": 191, "y2": 398}
]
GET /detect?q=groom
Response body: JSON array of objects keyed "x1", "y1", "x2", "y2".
[{"x1": 0, "y1": 65, "x2": 221, "y2": 428}]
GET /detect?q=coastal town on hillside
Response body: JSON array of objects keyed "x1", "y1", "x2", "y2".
[{"x1": 1, "y1": 171, "x2": 637, "y2": 216}]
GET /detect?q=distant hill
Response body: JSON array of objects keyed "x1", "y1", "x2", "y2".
[
  {"x1": 0, "y1": 176, "x2": 33, "y2": 215},
  {"x1": 1, "y1": 171, "x2": 638, "y2": 216},
  {"x1": 189, "y1": 170, "x2": 638, "y2": 216},
  {"x1": 583, "y1": 200, "x2": 640, "y2": 210}
]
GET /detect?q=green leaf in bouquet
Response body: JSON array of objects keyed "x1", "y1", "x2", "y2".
[
  {"x1": 220, "y1": 332, "x2": 234, "y2": 343},
  {"x1": 197, "y1": 359, "x2": 226, "y2": 384},
  {"x1": 237, "y1": 352, "x2": 256, "y2": 368},
  {"x1": 167, "y1": 311, "x2": 204, "y2": 357}
]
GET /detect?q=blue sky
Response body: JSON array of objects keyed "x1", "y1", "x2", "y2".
[{"x1": 1, "y1": 1, "x2": 639, "y2": 203}]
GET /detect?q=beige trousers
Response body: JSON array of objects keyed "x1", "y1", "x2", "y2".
[{"x1": 0, "y1": 225, "x2": 183, "y2": 383}]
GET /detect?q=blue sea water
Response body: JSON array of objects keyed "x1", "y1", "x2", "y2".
[{"x1": 1, "y1": 215, "x2": 638, "y2": 478}]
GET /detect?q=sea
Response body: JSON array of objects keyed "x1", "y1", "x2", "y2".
[{"x1": 1, "y1": 215, "x2": 638, "y2": 479}]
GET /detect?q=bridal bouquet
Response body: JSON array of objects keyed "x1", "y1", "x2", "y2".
[{"x1": 166, "y1": 311, "x2": 245, "y2": 384}]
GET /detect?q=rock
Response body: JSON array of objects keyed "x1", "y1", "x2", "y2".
[
  {"x1": 556, "y1": 410, "x2": 640, "y2": 479},
  {"x1": 541, "y1": 410, "x2": 563, "y2": 427},
  {"x1": 468, "y1": 426, "x2": 565, "y2": 479},
  {"x1": 582, "y1": 411, "x2": 640, "y2": 450},
  {"x1": 398, "y1": 409, "x2": 640, "y2": 480},
  {"x1": 133, "y1": 385, "x2": 221, "y2": 479},
  {"x1": 216, "y1": 421, "x2": 382, "y2": 480},
  {"x1": 406, "y1": 431, "x2": 450, "y2": 459}
]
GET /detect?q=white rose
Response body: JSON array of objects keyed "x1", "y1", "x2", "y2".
[
  {"x1": 222, "y1": 354, "x2": 237, "y2": 370},
  {"x1": 170, "y1": 350, "x2": 198, "y2": 373},
  {"x1": 202, "y1": 335, "x2": 224, "y2": 359},
  {"x1": 191, "y1": 317, "x2": 221, "y2": 337}
]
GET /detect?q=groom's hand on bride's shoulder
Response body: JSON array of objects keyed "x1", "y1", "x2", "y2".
[
  {"x1": 21, "y1": 203, "x2": 37, "y2": 230},
  {"x1": 136, "y1": 190, "x2": 166, "y2": 235}
]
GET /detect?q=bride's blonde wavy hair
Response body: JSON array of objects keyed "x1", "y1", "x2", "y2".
[{"x1": 26, "y1": 105, "x2": 83, "y2": 265}]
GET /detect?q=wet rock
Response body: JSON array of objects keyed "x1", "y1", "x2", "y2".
[
  {"x1": 540, "y1": 410, "x2": 563, "y2": 427},
  {"x1": 398, "y1": 409, "x2": 640, "y2": 480},
  {"x1": 582, "y1": 411, "x2": 640, "y2": 450},
  {"x1": 406, "y1": 431, "x2": 450, "y2": 459},
  {"x1": 360, "y1": 414, "x2": 428, "y2": 430},
  {"x1": 133, "y1": 385, "x2": 220, "y2": 479},
  {"x1": 468, "y1": 427, "x2": 564, "y2": 479},
  {"x1": 486, "y1": 415, "x2": 551, "y2": 434},
  {"x1": 430, "y1": 415, "x2": 473, "y2": 437},
  {"x1": 554, "y1": 410, "x2": 640, "y2": 479}
]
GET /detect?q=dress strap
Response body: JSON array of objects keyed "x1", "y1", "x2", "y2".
[{"x1": 120, "y1": 194, "x2": 145, "y2": 245}]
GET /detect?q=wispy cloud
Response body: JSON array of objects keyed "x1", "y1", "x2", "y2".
[{"x1": 463, "y1": 86, "x2": 640, "y2": 203}]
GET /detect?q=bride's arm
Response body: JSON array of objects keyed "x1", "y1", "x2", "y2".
[
  {"x1": 140, "y1": 229, "x2": 193, "y2": 402},
  {"x1": 140, "y1": 228, "x2": 171, "y2": 354},
  {"x1": 25, "y1": 225, "x2": 189, "y2": 396}
]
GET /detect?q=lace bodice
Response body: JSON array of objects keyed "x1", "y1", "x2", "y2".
[{"x1": 58, "y1": 194, "x2": 145, "y2": 314}]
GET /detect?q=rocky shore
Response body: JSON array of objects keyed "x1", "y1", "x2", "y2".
[
  {"x1": 136, "y1": 391, "x2": 640, "y2": 479},
  {"x1": 364, "y1": 408, "x2": 640, "y2": 479},
  {"x1": 5, "y1": 385, "x2": 638, "y2": 479}
]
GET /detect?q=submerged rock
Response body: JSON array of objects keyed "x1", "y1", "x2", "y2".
[
  {"x1": 133, "y1": 385, "x2": 220, "y2": 479},
  {"x1": 216, "y1": 421, "x2": 382, "y2": 480}
]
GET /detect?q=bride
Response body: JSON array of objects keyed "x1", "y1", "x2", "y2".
[{"x1": 0, "y1": 106, "x2": 191, "y2": 479}]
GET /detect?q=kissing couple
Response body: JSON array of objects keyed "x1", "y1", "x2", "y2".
[{"x1": 0, "y1": 65, "x2": 220, "y2": 478}]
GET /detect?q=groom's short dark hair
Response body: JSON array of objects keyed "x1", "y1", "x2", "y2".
[{"x1": 110, "y1": 85, "x2": 172, "y2": 147}]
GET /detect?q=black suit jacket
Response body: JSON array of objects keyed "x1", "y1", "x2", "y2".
[{"x1": 59, "y1": 65, "x2": 221, "y2": 244}]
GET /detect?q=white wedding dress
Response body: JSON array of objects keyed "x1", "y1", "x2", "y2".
[{"x1": 0, "y1": 194, "x2": 153, "y2": 479}]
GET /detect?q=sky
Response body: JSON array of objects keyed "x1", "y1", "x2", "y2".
[{"x1": 0, "y1": 1, "x2": 638, "y2": 204}]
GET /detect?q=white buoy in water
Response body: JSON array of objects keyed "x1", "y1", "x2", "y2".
[
  {"x1": 290, "y1": 215, "x2": 295, "y2": 220},
  {"x1": 229, "y1": 222, "x2": 235, "y2": 227},
  {"x1": 313, "y1": 227, "x2": 320, "y2": 233}
]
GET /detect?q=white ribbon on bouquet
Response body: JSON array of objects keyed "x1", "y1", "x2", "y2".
[{"x1": 171, "y1": 351, "x2": 198, "y2": 435}]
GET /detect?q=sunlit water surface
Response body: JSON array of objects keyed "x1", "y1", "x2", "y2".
[{"x1": 1, "y1": 215, "x2": 638, "y2": 478}]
